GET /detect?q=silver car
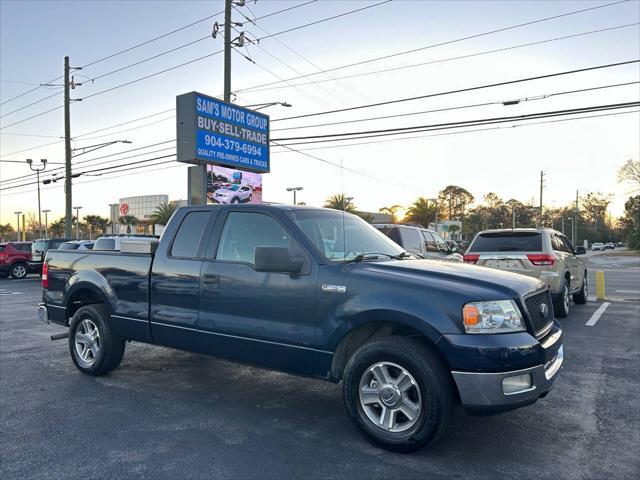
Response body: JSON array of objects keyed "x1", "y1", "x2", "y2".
[
  {"x1": 464, "y1": 228, "x2": 587, "y2": 317},
  {"x1": 212, "y1": 184, "x2": 252, "y2": 204}
]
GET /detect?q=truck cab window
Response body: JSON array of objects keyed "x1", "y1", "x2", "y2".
[
  {"x1": 400, "y1": 228, "x2": 422, "y2": 254},
  {"x1": 170, "y1": 211, "x2": 209, "y2": 258},
  {"x1": 422, "y1": 231, "x2": 438, "y2": 252},
  {"x1": 216, "y1": 212, "x2": 293, "y2": 265}
]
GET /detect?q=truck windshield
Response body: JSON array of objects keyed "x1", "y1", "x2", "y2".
[
  {"x1": 469, "y1": 232, "x2": 542, "y2": 252},
  {"x1": 287, "y1": 210, "x2": 405, "y2": 262}
]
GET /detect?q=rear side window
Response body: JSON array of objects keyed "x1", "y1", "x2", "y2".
[
  {"x1": 170, "y1": 212, "x2": 209, "y2": 258},
  {"x1": 376, "y1": 226, "x2": 401, "y2": 245},
  {"x1": 469, "y1": 232, "x2": 542, "y2": 252},
  {"x1": 59, "y1": 243, "x2": 79, "y2": 250},
  {"x1": 94, "y1": 238, "x2": 116, "y2": 250},
  {"x1": 400, "y1": 228, "x2": 422, "y2": 253},
  {"x1": 13, "y1": 243, "x2": 30, "y2": 252},
  {"x1": 32, "y1": 240, "x2": 46, "y2": 252},
  {"x1": 51, "y1": 240, "x2": 65, "y2": 249}
]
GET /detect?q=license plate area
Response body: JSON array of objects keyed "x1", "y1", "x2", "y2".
[{"x1": 485, "y1": 259, "x2": 520, "y2": 269}]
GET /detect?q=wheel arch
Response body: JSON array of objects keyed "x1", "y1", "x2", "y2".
[{"x1": 64, "y1": 274, "x2": 115, "y2": 325}]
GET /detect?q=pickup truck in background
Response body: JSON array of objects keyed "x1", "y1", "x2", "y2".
[{"x1": 38, "y1": 205, "x2": 564, "y2": 452}]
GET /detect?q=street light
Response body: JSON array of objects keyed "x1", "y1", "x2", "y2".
[
  {"x1": 42, "y1": 209, "x2": 51, "y2": 239},
  {"x1": 74, "y1": 206, "x2": 83, "y2": 240},
  {"x1": 286, "y1": 186, "x2": 303, "y2": 205},
  {"x1": 72, "y1": 140, "x2": 132, "y2": 158},
  {"x1": 26, "y1": 158, "x2": 47, "y2": 238},
  {"x1": 242, "y1": 101, "x2": 292, "y2": 111},
  {"x1": 14, "y1": 211, "x2": 22, "y2": 242}
]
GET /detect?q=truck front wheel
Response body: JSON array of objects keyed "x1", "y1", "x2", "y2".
[
  {"x1": 343, "y1": 337, "x2": 452, "y2": 452},
  {"x1": 68, "y1": 304, "x2": 125, "y2": 376}
]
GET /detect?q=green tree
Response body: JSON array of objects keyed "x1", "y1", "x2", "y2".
[
  {"x1": 580, "y1": 192, "x2": 612, "y2": 242},
  {"x1": 405, "y1": 197, "x2": 437, "y2": 228},
  {"x1": 355, "y1": 212, "x2": 375, "y2": 223},
  {"x1": 150, "y1": 202, "x2": 179, "y2": 226},
  {"x1": 0, "y1": 223, "x2": 14, "y2": 241},
  {"x1": 119, "y1": 215, "x2": 138, "y2": 234},
  {"x1": 324, "y1": 194, "x2": 357, "y2": 213},
  {"x1": 437, "y1": 185, "x2": 475, "y2": 220},
  {"x1": 619, "y1": 195, "x2": 640, "y2": 249}
]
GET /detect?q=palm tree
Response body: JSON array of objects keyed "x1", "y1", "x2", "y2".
[
  {"x1": 84, "y1": 215, "x2": 110, "y2": 240},
  {"x1": 324, "y1": 193, "x2": 357, "y2": 213},
  {"x1": 119, "y1": 215, "x2": 138, "y2": 234},
  {"x1": 150, "y1": 202, "x2": 179, "y2": 226},
  {"x1": 49, "y1": 218, "x2": 65, "y2": 238},
  {"x1": 405, "y1": 197, "x2": 437, "y2": 228},
  {"x1": 379, "y1": 204, "x2": 404, "y2": 223}
]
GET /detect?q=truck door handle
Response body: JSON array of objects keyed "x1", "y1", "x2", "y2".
[{"x1": 202, "y1": 273, "x2": 219, "y2": 284}]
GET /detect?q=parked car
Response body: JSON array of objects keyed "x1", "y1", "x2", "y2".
[
  {"x1": 93, "y1": 235, "x2": 155, "y2": 251},
  {"x1": 212, "y1": 184, "x2": 253, "y2": 204},
  {"x1": 29, "y1": 238, "x2": 71, "y2": 274},
  {"x1": 0, "y1": 242, "x2": 33, "y2": 279},
  {"x1": 591, "y1": 242, "x2": 604, "y2": 251},
  {"x1": 373, "y1": 224, "x2": 462, "y2": 262},
  {"x1": 39, "y1": 205, "x2": 563, "y2": 452},
  {"x1": 604, "y1": 242, "x2": 615, "y2": 250},
  {"x1": 464, "y1": 228, "x2": 587, "y2": 317},
  {"x1": 59, "y1": 240, "x2": 95, "y2": 251}
]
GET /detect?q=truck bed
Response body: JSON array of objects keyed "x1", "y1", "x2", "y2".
[{"x1": 44, "y1": 249, "x2": 153, "y2": 328}]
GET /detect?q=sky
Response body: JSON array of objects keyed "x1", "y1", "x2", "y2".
[{"x1": 1, "y1": 0, "x2": 639, "y2": 228}]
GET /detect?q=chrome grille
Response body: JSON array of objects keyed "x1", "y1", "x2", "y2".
[{"x1": 524, "y1": 290, "x2": 554, "y2": 337}]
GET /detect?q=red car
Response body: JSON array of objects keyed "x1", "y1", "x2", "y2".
[{"x1": 0, "y1": 242, "x2": 32, "y2": 279}]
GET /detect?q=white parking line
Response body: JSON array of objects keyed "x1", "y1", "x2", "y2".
[
  {"x1": 615, "y1": 289, "x2": 640, "y2": 294},
  {"x1": 585, "y1": 302, "x2": 610, "y2": 327}
]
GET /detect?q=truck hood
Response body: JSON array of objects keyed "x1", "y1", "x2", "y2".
[{"x1": 361, "y1": 259, "x2": 545, "y2": 299}]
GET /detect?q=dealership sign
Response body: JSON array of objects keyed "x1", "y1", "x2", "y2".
[{"x1": 176, "y1": 92, "x2": 270, "y2": 173}]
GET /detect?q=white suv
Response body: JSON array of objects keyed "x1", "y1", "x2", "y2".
[{"x1": 212, "y1": 184, "x2": 252, "y2": 204}]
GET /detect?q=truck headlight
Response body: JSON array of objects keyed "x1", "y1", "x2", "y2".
[{"x1": 462, "y1": 300, "x2": 525, "y2": 334}]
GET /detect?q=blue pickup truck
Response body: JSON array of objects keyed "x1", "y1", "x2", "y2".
[{"x1": 38, "y1": 205, "x2": 563, "y2": 452}]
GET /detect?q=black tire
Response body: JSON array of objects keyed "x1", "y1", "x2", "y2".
[
  {"x1": 554, "y1": 278, "x2": 571, "y2": 318},
  {"x1": 343, "y1": 336, "x2": 453, "y2": 452},
  {"x1": 0, "y1": 271, "x2": 8, "y2": 279},
  {"x1": 10, "y1": 262, "x2": 28, "y2": 280},
  {"x1": 573, "y1": 273, "x2": 588, "y2": 304},
  {"x1": 68, "y1": 304, "x2": 125, "y2": 376},
  {"x1": 231, "y1": 197, "x2": 240, "y2": 204}
]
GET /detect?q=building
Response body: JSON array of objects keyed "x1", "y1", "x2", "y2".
[{"x1": 108, "y1": 195, "x2": 186, "y2": 235}]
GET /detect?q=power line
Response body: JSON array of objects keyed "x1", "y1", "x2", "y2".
[
  {"x1": 271, "y1": 81, "x2": 640, "y2": 132},
  {"x1": 244, "y1": 23, "x2": 640, "y2": 93},
  {"x1": 271, "y1": 109, "x2": 640, "y2": 153},
  {"x1": 0, "y1": 73, "x2": 64, "y2": 107},
  {"x1": 272, "y1": 59, "x2": 640, "y2": 122},
  {"x1": 273, "y1": 102, "x2": 640, "y2": 146},
  {"x1": 0, "y1": 104, "x2": 64, "y2": 131},
  {"x1": 0, "y1": 90, "x2": 62, "y2": 119}
]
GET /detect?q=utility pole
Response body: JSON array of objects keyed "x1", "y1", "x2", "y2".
[
  {"x1": 224, "y1": 0, "x2": 232, "y2": 103},
  {"x1": 434, "y1": 199, "x2": 438, "y2": 233},
  {"x1": 561, "y1": 216, "x2": 565, "y2": 234},
  {"x1": 22, "y1": 214, "x2": 26, "y2": 241},
  {"x1": 574, "y1": 190, "x2": 579, "y2": 246},
  {"x1": 512, "y1": 205, "x2": 516, "y2": 229},
  {"x1": 539, "y1": 170, "x2": 545, "y2": 228},
  {"x1": 42, "y1": 210, "x2": 51, "y2": 239},
  {"x1": 74, "y1": 206, "x2": 82, "y2": 240},
  {"x1": 64, "y1": 56, "x2": 73, "y2": 238}
]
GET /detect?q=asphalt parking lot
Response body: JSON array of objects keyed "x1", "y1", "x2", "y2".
[{"x1": 1, "y1": 264, "x2": 638, "y2": 479}]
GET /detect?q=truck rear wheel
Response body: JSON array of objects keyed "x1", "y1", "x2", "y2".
[
  {"x1": 343, "y1": 337, "x2": 452, "y2": 452},
  {"x1": 68, "y1": 304, "x2": 125, "y2": 376}
]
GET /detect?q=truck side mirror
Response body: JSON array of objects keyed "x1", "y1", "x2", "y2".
[{"x1": 254, "y1": 247, "x2": 303, "y2": 273}]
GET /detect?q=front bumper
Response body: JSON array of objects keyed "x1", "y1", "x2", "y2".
[{"x1": 452, "y1": 342, "x2": 563, "y2": 414}]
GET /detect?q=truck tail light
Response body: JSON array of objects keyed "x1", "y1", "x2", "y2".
[
  {"x1": 42, "y1": 262, "x2": 48, "y2": 289},
  {"x1": 527, "y1": 254, "x2": 556, "y2": 266},
  {"x1": 463, "y1": 254, "x2": 479, "y2": 264}
]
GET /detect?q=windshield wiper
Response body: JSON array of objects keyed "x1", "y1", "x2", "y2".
[{"x1": 344, "y1": 251, "x2": 410, "y2": 264}]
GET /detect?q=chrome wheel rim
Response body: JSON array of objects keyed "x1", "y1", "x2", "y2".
[
  {"x1": 74, "y1": 319, "x2": 100, "y2": 367},
  {"x1": 564, "y1": 283, "x2": 570, "y2": 312},
  {"x1": 358, "y1": 361, "x2": 422, "y2": 433},
  {"x1": 13, "y1": 265, "x2": 26, "y2": 278},
  {"x1": 583, "y1": 277, "x2": 588, "y2": 298}
]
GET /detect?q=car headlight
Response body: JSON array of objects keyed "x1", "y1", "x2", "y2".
[{"x1": 462, "y1": 300, "x2": 525, "y2": 334}]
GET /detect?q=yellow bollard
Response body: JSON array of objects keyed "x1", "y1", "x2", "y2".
[{"x1": 595, "y1": 271, "x2": 606, "y2": 300}]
